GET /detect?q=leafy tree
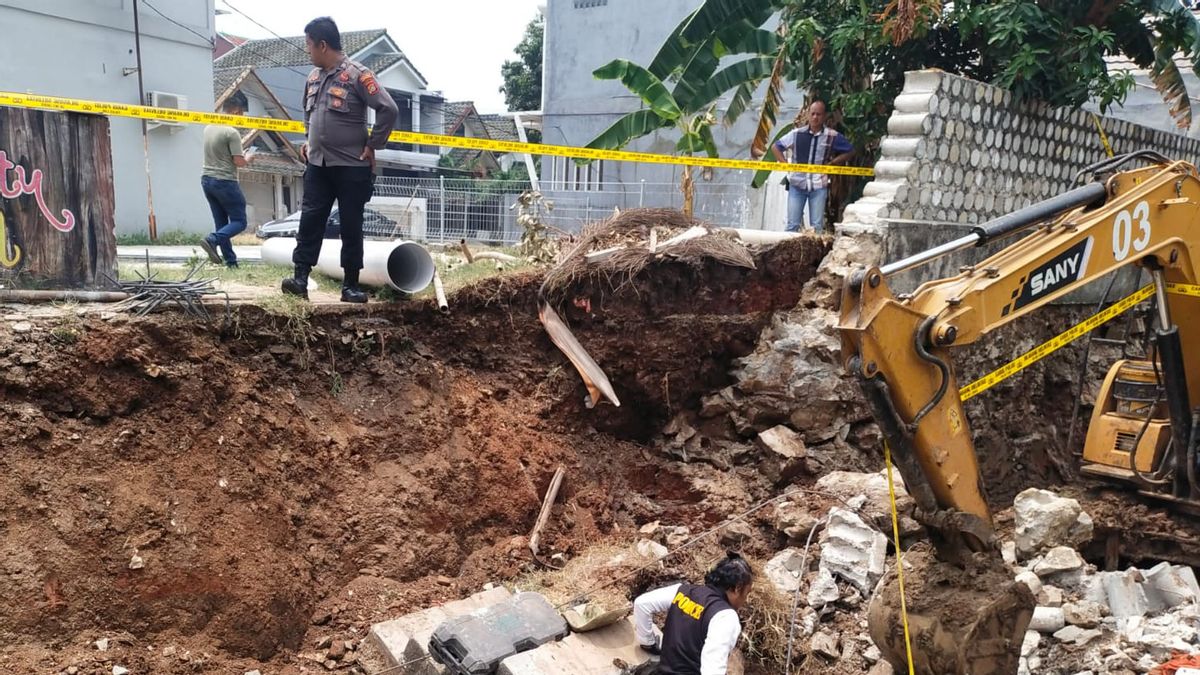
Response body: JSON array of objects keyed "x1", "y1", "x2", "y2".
[
  {"x1": 500, "y1": 15, "x2": 544, "y2": 112},
  {"x1": 587, "y1": 0, "x2": 1200, "y2": 198}
]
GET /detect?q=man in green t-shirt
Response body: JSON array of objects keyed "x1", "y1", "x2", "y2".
[{"x1": 200, "y1": 90, "x2": 256, "y2": 267}]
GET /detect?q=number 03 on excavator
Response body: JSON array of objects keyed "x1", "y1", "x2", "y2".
[{"x1": 837, "y1": 152, "x2": 1200, "y2": 674}]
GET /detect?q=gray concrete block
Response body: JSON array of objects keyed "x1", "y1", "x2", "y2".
[
  {"x1": 367, "y1": 587, "x2": 513, "y2": 674},
  {"x1": 497, "y1": 617, "x2": 647, "y2": 675}
]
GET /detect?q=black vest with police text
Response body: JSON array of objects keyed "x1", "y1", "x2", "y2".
[{"x1": 659, "y1": 583, "x2": 733, "y2": 675}]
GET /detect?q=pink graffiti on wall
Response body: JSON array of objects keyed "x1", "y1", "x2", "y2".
[{"x1": 0, "y1": 149, "x2": 77, "y2": 232}]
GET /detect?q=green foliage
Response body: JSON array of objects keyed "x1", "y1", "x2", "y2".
[
  {"x1": 591, "y1": 0, "x2": 1200, "y2": 193},
  {"x1": 768, "y1": 0, "x2": 1200, "y2": 149},
  {"x1": 500, "y1": 15, "x2": 544, "y2": 112}
]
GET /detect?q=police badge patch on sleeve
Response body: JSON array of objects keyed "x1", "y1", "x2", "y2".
[{"x1": 360, "y1": 73, "x2": 379, "y2": 95}]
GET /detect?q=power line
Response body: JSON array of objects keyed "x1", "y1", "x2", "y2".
[
  {"x1": 219, "y1": 0, "x2": 309, "y2": 57},
  {"x1": 143, "y1": 0, "x2": 313, "y2": 80},
  {"x1": 140, "y1": 0, "x2": 214, "y2": 46}
]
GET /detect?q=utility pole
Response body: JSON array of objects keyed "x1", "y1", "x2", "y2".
[{"x1": 132, "y1": 0, "x2": 158, "y2": 240}]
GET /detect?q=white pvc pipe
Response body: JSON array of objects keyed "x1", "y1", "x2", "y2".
[{"x1": 261, "y1": 238, "x2": 435, "y2": 293}]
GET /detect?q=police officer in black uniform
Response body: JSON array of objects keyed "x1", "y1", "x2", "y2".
[
  {"x1": 632, "y1": 552, "x2": 755, "y2": 674},
  {"x1": 282, "y1": 16, "x2": 399, "y2": 303}
]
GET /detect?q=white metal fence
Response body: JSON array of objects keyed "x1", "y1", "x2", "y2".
[{"x1": 368, "y1": 177, "x2": 761, "y2": 245}]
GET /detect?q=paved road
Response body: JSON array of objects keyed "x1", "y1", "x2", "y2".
[{"x1": 117, "y1": 245, "x2": 264, "y2": 264}]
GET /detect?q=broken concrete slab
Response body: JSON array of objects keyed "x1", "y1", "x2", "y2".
[
  {"x1": 1142, "y1": 562, "x2": 1200, "y2": 611},
  {"x1": 818, "y1": 508, "x2": 887, "y2": 594},
  {"x1": 1062, "y1": 601, "x2": 1105, "y2": 628},
  {"x1": 561, "y1": 601, "x2": 629, "y2": 633},
  {"x1": 814, "y1": 470, "x2": 914, "y2": 528},
  {"x1": 1021, "y1": 630, "x2": 1040, "y2": 657},
  {"x1": 1013, "y1": 488, "x2": 1093, "y2": 559},
  {"x1": 764, "y1": 548, "x2": 805, "y2": 594},
  {"x1": 807, "y1": 567, "x2": 841, "y2": 608},
  {"x1": 1015, "y1": 570, "x2": 1043, "y2": 597},
  {"x1": 1029, "y1": 607, "x2": 1066, "y2": 633},
  {"x1": 756, "y1": 425, "x2": 807, "y2": 459},
  {"x1": 867, "y1": 662, "x2": 895, "y2": 675},
  {"x1": 1033, "y1": 546, "x2": 1085, "y2": 578},
  {"x1": 364, "y1": 587, "x2": 512, "y2": 674},
  {"x1": 1093, "y1": 571, "x2": 1150, "y2": 620},
  {"x1": 1038, "y1": 585, "x2": 1064, "y2": 607},
  {"x1": 756, "y1": 425, "x2": 808, "y2": 484},
  {"x1": 774, "y1": 501, "x2": 820, "y2": 544},
  {"x1": 1052, "y1": 625, "x2": 1102, "y2": 646},
  {"x1": 1002, "y1": 541, "x2": 1018, "y2": 567},
  {"x1": 810, "y1": 631, "x2": 840, "y2": 660},
  {"x1": 635, "y1": 539, "x2": 668, "y2": 560},
  {"x1": 496, "y1": 618, "x2": 647, "y2": 675}
]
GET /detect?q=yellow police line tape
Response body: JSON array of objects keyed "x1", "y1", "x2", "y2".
[
  {"x1": 0, "y1": 91, "x2": 875, "y2": 178},
  {"x1": 959, "y1": 282, "x2": 1200, "y2": 401},
  {"x1": 1091, "y1": 113, "x2": 1115, "y2": 159}
]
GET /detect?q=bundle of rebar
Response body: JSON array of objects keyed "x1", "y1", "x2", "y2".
[{"x1": 105, "y1": 264, "x2": 229, "y2": 322}]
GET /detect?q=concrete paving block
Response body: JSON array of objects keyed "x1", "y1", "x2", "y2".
[
  {"x1": 497, "y1": 617, "x2": 647, "y2": 675},
  {"x1": 367, "y1": 587, "x2": 512, "y2": 674}
]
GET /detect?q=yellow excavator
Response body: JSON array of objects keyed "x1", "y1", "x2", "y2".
[{"x1": 838, "y1": 151, "x2": 1200, "y2": 674}]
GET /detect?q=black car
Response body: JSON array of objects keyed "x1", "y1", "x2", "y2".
[{"x1": 255, "y1": 207, "x2": 400, "y2": 239}]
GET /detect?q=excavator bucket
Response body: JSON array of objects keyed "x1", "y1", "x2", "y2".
[{"x1": 866, "y1": 551, "x2": 1034, "y2": 675}]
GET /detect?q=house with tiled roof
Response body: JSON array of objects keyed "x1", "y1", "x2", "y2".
[
  {"x1": 212, "y1": 67, "x2": 305, "y2": 230},
  {"x1": 438, "y1": 102, "x2": 530, "y2": 177},
  {"x1": 215, "y1": 28, "x2": 446, "y2": 176},
  {"x1": 213, "y1": 32, "x2": 247, "y2": 60}
]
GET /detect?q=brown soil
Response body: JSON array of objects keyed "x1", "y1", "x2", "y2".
[
  {"x1": 0, "y1": 238, "x2": 828, "y2": 674},
  {"x1": 868, "y1": 548, "x2": 1034, "y2": 675}
]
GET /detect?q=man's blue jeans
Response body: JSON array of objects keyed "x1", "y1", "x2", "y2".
[
  {"x1": 786, "y1": 185, "x2": 828, "y2": 232},
  {"x1": 200, "y1": 176, "x2": 247, "y2": 265}
]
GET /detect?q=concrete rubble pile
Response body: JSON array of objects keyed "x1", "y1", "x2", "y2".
[
  {"x1": 351, "y1": 476, "x2": 1197, "y2": 675},
  {"x1": 761, "y1": 479, "x2": 1200, "y2": 675},
  {"x1": 1008, "y1": 489, "x2": 1200, "y2": 675}
]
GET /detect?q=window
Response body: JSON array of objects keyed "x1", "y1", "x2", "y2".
[
  {"x1": 549, "y1": 157, "x2": 604, "y2": 191},
  {"x1": 574, "y1": 0, "x2": 607, "y2": 7}
]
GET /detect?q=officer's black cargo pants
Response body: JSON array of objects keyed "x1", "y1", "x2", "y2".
[{"x1": 292, "y1": 163, "x2": 374, "y2": 273}]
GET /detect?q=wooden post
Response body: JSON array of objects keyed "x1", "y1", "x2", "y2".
[
  {"x1": 529, "y1": 466, "x2": 566, "y2": 558},
  {"x1": 0, "y1": 107, "x2": 117, "y2": 288}
]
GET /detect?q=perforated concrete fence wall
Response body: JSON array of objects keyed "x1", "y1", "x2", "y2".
[{"x1": 842, "y1": 70, "x2": 1200, "y2": 296}]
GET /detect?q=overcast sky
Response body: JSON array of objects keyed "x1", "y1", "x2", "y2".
[{"x1": 214, "y1": 0, "x2": 544, "y2": 112}]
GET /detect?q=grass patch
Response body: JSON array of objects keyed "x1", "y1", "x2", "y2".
[
  {"x1": 117, "y1": 231, "x2": 264, "y2": 247},
  {"x1": 414, "y1": 257, "x2": 536, "y2": 301},
  {"x1": 116, "y1": 231, "x2": 207, "y2": 246},
  {"x1": 116, "y1": 261, "x2": 293, "y2": 286}
]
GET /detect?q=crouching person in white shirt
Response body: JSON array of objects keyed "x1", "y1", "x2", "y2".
[{"x1": 632, "y1": 551, "x2": 754, "y2": 675}]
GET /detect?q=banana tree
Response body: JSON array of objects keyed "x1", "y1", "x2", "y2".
[{"x1": 585, "y1": 0, "x2": 780, "y2": 214}]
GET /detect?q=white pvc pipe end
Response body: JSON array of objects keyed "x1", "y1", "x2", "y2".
[{"x1": 385, "y1": 241, "x2": 435, "y2": 293}]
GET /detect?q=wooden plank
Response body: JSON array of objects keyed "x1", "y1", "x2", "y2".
[{"x1": 0, "y1": 107, "x2": 117, "y2": 287}]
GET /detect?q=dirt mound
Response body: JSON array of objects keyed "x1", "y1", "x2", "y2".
[{"x1": 0, "y1": 238, "x2": 827, "y2": 673}]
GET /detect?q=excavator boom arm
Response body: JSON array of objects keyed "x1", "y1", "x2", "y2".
[{"x1": 839, "y1": 158, "x2": 1200, "y2": 553}]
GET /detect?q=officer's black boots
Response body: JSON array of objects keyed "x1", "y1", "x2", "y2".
[
  {"x1": 341, "y1": 268, "x2": 368, "y2": 304},
  {"x1": 281, "y1": 264, "x2": 311, "y2": 300}
]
